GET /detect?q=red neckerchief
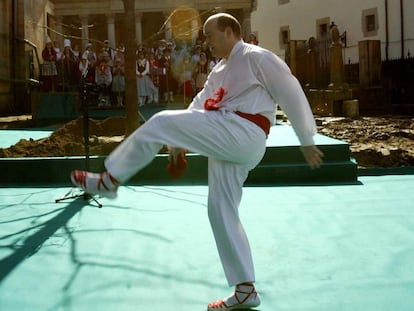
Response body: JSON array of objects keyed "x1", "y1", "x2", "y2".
[{"x1": 204, "y1": 87, "x2": 227, "y2": 110}]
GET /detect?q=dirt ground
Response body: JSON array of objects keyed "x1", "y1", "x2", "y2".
[
  {"x1": 0, "y1": 116, "x2": 129, "y2": 158},
  {"x1": 0, "y1": 114, "x2": 413, "y2": 168},
  {"x1": 316, "y1": 116, "x2": 414, "y2": 167}
]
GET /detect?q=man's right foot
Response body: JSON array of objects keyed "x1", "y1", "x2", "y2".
[
  {"x1": 207, "y1": 283, "x2": 261, "y2": 310},
  {"x1": 70, "y1": 170, "x2": 119, "y2": 199}
]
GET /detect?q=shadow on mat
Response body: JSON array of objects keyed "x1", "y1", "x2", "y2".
[
  {"x1": 0, "y1": 191, "x2": 219, "y2": 294},
  {"x1": 0, "y1": 197, "x2": 87, "y2": 282}
]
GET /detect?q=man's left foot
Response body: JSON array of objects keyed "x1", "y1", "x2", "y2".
[
  {"x1": 207, "y1": 283, "x2": 260, "y2": 310},
  {"x1": 70, "y1": 170, "x2": 119, "y2": 199}
]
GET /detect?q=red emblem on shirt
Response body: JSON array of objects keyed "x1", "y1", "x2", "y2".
[{"x1": 204, "y1": 87, "x2": 227, "y2": 110}]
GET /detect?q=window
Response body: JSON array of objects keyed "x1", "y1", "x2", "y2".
[
  {"x1": 366, "y1": 14, "x2": 376, "y2": 32},
  {"x1": 281, "y1": 30, "x2": 289, "y2": 44},
  {"x1": 362, "y1": 8, "x2": 378, "y2": 37},
  {"x1": 316, "y1": 17, "x2": 330, "y2": 39},
  {"x1": 279, "y1": 26, "x2": 290, "y2": 48},
  {"x1": 319, "y1": 23, "x2": 328, "y2": 38}
]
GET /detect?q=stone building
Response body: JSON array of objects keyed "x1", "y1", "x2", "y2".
[
  {"x1": 0, "y1": 0, "x2": 256, "y2": 115},
  {"x1": 251, "y1": 0, "x2": 414, "y2": 62},
  {"x1": 249, "y1": 0, "x2": 414, "y2": 115}
]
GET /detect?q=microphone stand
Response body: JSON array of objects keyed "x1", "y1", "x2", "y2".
[{"x1": 56, "y1": 75, "x2": 102, "y2": 207}]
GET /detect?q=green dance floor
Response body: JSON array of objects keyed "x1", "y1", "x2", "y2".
[{"x1": 1, "y1": 173, "x2": 414, "y2": 311}]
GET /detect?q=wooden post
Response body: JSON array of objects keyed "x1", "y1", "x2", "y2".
[
  {"x1": 358, "y1": 40, "x2": 381, "y2": 87},
  {"x1": 123, "y1": 0, "x2": 139, "y2": 136}
]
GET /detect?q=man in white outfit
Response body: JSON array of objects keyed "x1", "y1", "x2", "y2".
[{"x1": 71, "y1": 13, "x2": 324, "y2": 310}]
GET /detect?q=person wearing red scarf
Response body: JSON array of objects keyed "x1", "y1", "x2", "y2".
[
  {"x1": 71, "y1": 13, "x2": 324, "y2": 310},
  {"x1": 41, "y1": 38, "x2": 58, "y2": 92}
]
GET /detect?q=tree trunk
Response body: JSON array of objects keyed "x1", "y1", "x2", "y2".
[{"x1": 123, "y1": 0, "x2": 139, "y2": 135}]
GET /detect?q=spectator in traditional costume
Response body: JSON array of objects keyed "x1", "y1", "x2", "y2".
[
  {"x1": 159, "y1": 48, "x2": 176, "y2": 103},
  {"x1": 53, "y1": 40, "x2": 62, "y2": 61},
  {"x1": 174, "y1": 53, "x2": 194, "y2": 103},
  {"x1": 78, "y1": 52, "x2": 94, "y2": 83},
  {"x1": 95, "y1": 53, "x2": 113, "y2": 107},
  {"x1": 194, "y1": 52, "x2": 209, "y2": 93},
  {"x1": 58, "y1": 38, "x2": 77, "y2": 90},
  {"x1": 113, "y1": 46, "x2": 125, "y2": 65},
  {"x1": 155, "y1": 39, "x2": 167, "y2": 60},
  {"x1": 72, "y1": 43, "x2": 81, "y2": 63},
  {"x1": 148, "y1": 52, "x2": 160, "y2": 104},
  {"x1": 112, "y1": 58, "x2": 125, "y2": 107},
  {"x1": 82, "y1": 43, "x2": 97, "y2": 78},
  {"x1": 136, "y1": 49, "x2": 157, "y2": 107},
  {"x1": 41, "y1": 37, "x2": 58, "y2": 92},
  {"x1": 191, "y1": 44, "x2": 202, "y2": 65},
  {"x1": 100, "y1": 39, "x2": 115, "y2": 60}
]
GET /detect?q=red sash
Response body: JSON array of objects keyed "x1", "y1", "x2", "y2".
[{"x1": 235, "y1": 111, "x2": 270, "y2": 137}]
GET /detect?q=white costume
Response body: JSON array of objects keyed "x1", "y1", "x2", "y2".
[{"x1": 105, "y1": 40, "x2": 316, "y2": 286}]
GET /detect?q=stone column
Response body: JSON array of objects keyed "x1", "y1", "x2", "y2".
[
  {"x1": 164, "y1": 11, "x2": 172, "y2": 40},
  {"x1": 54, "y1": 16, "x2": 63, "y2": 47},
  {"x1": 191, "y1": 18, "x2": 199, "y2": 44},
  {"x1": 242, "y1": 9, "x2": 252, "y2": 41},
  {"x1": 106, "y1": 14, "x2": 116, "y2": 47},
  {"x1": 80, "y1": 15, "x2": 89, "y2": 49},
  {"x1": 134, "y1": 12, "x2": 143, "y2": 45}
]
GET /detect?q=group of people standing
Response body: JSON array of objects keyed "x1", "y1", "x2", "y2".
[
  {"x1": 40, "y1": 36, "x2": 221, "y2": 109},
  {"x1": 135, "y1": 38, "x2": 220, "y2": 107},
  {"x1": 41, "y1": 37, "x2": 126, "y2": 107}
]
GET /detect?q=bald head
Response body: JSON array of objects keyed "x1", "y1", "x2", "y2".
[
  {"x1": 204, "y1": 13, "x2": 242, "y2": 39},
  {"x1": 203, "y1": 13, "x2": 242, "y2": 59}
]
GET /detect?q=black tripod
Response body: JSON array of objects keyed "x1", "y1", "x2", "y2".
[{"x1": 55, "y1": 79, "x2": 102, "y2": 207}]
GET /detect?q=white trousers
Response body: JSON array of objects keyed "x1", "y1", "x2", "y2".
[{"x1": 105, "y1": 109, "x2": 267, "y2": 286}]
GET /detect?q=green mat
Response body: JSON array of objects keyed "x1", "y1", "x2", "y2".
[
  {"x1": 0, "y1": 130, "x2": 53, "y2": 148},
  {"x1": 0, "y1": 174, "x2": 414, "y2": 311}
]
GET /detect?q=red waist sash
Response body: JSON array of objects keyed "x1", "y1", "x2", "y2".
[{"x1": 235, "y1": 111, "x2": 270, "y2": 137}]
